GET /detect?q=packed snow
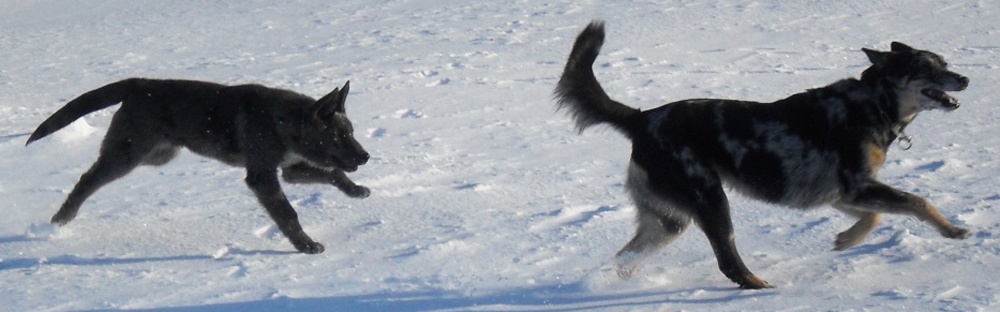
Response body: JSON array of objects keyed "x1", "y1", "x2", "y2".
[{"x1": 2, "y1": 0, "x2": 999, "y2": 311}]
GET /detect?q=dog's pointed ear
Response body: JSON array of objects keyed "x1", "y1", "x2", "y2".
[
  {"x1": 334, "y1": 80, "x2": 350, "y2": 113},
  {"x1": 313, "y1": 86, "x2": 342, "y2": 123},
  {"x1": 863, "y1": 48, "x2": 889, "y2": 67},
  {"x1": 890, "y1": 41, "x2": 914, "y2": 52},
  {"x1": 312, "y1": 81, "x2": 352, "y2": 123}
]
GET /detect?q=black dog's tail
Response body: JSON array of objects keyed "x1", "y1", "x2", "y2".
[
  {"x1": 25, "y1": 79, "x2": 135, "y2": 145},
  {"x1": 554, "y1": 21, "x2": 642, "y2": 139}
]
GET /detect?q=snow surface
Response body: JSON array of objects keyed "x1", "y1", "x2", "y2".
[{"x1": 2, "y1": 0, "x2": 999, "y2": 311}]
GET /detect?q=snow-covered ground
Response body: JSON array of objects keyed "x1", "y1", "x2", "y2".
[{"x1": 2, "y1": 1, "x2": 999, "y2": 310}]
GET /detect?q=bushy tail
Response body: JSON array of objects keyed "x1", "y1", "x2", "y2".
[
  {"x1": 25, "y1": 79, "x2": 134, "y2": 145},
  {"x1": 554, "y1": 21, "x2": 641, "y2": 138}
]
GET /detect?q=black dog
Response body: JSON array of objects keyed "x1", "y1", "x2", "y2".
[
  {"x1": 554, "y1": 21, "x2": 970, "y2": 289},
  {"x1": 26, "y1": 78, "x2": 371, "y2": 254}
]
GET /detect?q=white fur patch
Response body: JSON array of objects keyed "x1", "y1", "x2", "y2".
[
  {"x1": 281, "y1": 151, "x2": 337, "y2": 171},
  {"x1": 625, "y1": 161, "x2": 697, "y2": 219}
]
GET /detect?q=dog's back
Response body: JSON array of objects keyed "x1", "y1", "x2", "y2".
[
  {"x1": 26, "y1": 79, "x2": 320, "y2": 165},
  {"x1": 26, "y1": 78, "x2": 228, "y2": 145}
]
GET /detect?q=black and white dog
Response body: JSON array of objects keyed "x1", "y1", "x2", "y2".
[
  {"x1": 27, "y1": 78, "x2": 370, "y2": 254},
  {"x1": 554, "y1": 21, "x2": 970, "y2": 289}
]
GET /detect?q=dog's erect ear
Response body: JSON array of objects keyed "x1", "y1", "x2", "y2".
[
  {"x1": 890, "y1": 42, "x2": 914, "y2": 52},
  {"x1": 313, "y1": 81, "x2": 351, "y2": 122},
  {"x1": 313, "y1": 87, "x2": 341, "y2": 122},
  {"x1": 335, "y1": 80, "x2": 350, "y2": 114},
  {"x1": 863, "y1": 48, "x2": 889, "y2": 67}
]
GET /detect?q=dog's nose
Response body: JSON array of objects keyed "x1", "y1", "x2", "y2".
[{"x1": 358, "y1": 152, "x2": 370, "y2": 165}]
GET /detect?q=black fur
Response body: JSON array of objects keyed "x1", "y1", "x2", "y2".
[
  {"x1": 555, "y1": 21, "x2": 971, "y2": 289},
  {"x1": 554, "y1": 21, "x2": 642, "y2": 138},
  {"x1": 27, "y1": 78, "x2": 371, "y2": 254}
]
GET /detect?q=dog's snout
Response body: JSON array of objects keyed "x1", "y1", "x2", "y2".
[
  {"x1": 957, "y1": 75, "x2": 970, "y2": 89},
  {"x1": 353, "y1": 140, "x2": 370, "y2": 165}
]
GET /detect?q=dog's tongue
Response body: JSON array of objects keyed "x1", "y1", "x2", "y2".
[{"x1": 922, "y1": 88, "x2": 960, "y2": 109}]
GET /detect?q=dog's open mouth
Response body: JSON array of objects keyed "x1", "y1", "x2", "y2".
[
  {"x1": 922, "y1": 88, "x2": 960, "y2": 110},
  {"x1": 342, "y1": 164, "x2": 359, "y2": 172},
  {"x1": 332, "y1": 157, "x2": 359, "y2": 172}
]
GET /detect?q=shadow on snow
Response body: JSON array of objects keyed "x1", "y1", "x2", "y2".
[{"x1": 96, "y1": 283, "x2": 774, "y2": 312}]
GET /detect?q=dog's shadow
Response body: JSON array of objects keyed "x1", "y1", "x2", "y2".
[
  {"x1": 835, "y1": 228, "x2": 923, "y2": 260},
  {"x1": 0, "y1": 132, "x2": 30, "y2": 143},
  {"x1": 0, "y1": 234, "x2": 776, "y2": 310},
  {"x1": 0, "y1": 238, "x2": 295, "y2": 271},
  {"x1": 0, "y1": 253, "x2": 214, "y2": 271},
  {"x1": 95, "y1": 283, "x2": 776, "y2": 312},
  {"x1": 0, "y1": 234, "x2": 45, "y2": 244}
]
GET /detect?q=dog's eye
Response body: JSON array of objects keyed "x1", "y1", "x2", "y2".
[
  {"x1": 330, "y1": 132, "x2": 348, "y2": 142},
  {"x1": 933, "y1": 56, "x2": 948, "y2": 67}
]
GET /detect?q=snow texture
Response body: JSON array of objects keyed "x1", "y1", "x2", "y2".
[{"x1": 2, "y1": 0, "x2": 999, "y2": 311}]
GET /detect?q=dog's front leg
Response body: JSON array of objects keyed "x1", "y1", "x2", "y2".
[
  {"x1": 246, "y1": 169, "x2": 325, "y2": 254},
  {"x1": 281, "y1": 163, "x2": 370, "y2": 198},
  {"x1": 831, "y1": 204, "x2": 881, "y2": 251},
  {"x1": 841, "y1": 181, "x2": 969, "y2": 239},
  {"x1": 329, "y1": 168, "x2": 370, "y2": 198}
]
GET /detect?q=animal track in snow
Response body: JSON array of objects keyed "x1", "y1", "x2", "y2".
[
  {"x1": 529, "y1": 205, "x2": 620, "y2": 232},
  {"x1": 393, "y1": 109, "x2": 425, "y2": 119},
  {"x1": 424, "y1": 78, "x2": 451, "y2": 87},
  {"x1": 367, "y1": 127, "x2": 387, "y2": 138},
  {"x1": 915, "y1": 160, "x2": 946, "y2": 172},
  {"x1": 253, "y1": 224, "x2": 282, "y2": 240},
  {"x1": 453, "y1": 181, "x2": 493, "y2": 192}
]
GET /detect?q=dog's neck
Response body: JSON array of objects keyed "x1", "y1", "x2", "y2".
[
  {"x1": 875, "y1": 91, "x2": 914, "y2": 150},
  {"x1": 861, "y1": 67, "x2": 914, "y2": 150}
]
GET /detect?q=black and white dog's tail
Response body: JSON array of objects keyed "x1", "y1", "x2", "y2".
[
  {"x1": 554, "y1": 21, "x2": 642, "y2": 139},
  {"x1": 26, "y1": 79, "x2": 134, "y2": 145}
]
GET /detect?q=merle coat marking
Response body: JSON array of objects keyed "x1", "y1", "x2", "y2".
[
  {"x1": 554, "y1": 21, "x2": 971, "y2": 289},
  {"x1": 26, "y1": 78, "x2": 371, "y2": 254}
]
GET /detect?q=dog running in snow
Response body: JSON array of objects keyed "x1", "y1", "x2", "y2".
[
  {"x1": 554, "y1": 21, "x2": 971, "y2": 289},
  {"x1": 26, "y1": 78, "x2": 371, "y2": 254}
]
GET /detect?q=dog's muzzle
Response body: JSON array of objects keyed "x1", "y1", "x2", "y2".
[{"x1": 924, "y1": 74, "x2": 969, "y2": 110}]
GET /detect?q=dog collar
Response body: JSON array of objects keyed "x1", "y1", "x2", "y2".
[
  {"x1": 895, "y1": 131, "x2": 913, "y2": 150},
  {"x1": 873, "y1": 102, "x2": 913, "y2": 150}
]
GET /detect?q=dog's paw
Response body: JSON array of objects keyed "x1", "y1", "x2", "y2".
[
  {"x1": 737, "y1": 275, "x2": 775, "y2": 290},
  {"x1": 943, "y1": 227, "x2": 970, "y2": 239},
  {"x1": 50, "y1": 212, "x2": 76, "y2": 226},
  {"x1": 295, "y1": 241, "x2": 326, "y2": 254},
  {"x1": 344, "y1": 185, "x2": 370, "y2": 198},
  {"x1": 833, "y1": 231, "x2": 865, "y2": 251}
]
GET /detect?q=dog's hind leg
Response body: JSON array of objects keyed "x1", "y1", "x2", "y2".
[
  {"x1": 634, "y1": 157, "x2": 772, "y2": 289},
  {"x1": 840, "y1": 181, "x2": 969, "y2": 240},
  {"x1": 831, "y1": 204, "x2": 881, "y2": 251},
  {"x1": 281, "y1": 163, "x2": 370, "y2": 198},
  {"x1": 614, "y1": 210, "x2": 691, "y2": 278},
  {"x1": 50, "y1": 120, "x2": 159, "y2": 225},
  {"x1": 51, "y1": 152, "x2": 143, "y2": 225},
  {"x1": 691, "y1": 187, "x2": 773, "y2": 289},
  {"x1": 614, "y1": 162, "x2": 693, "y2": 278}
]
